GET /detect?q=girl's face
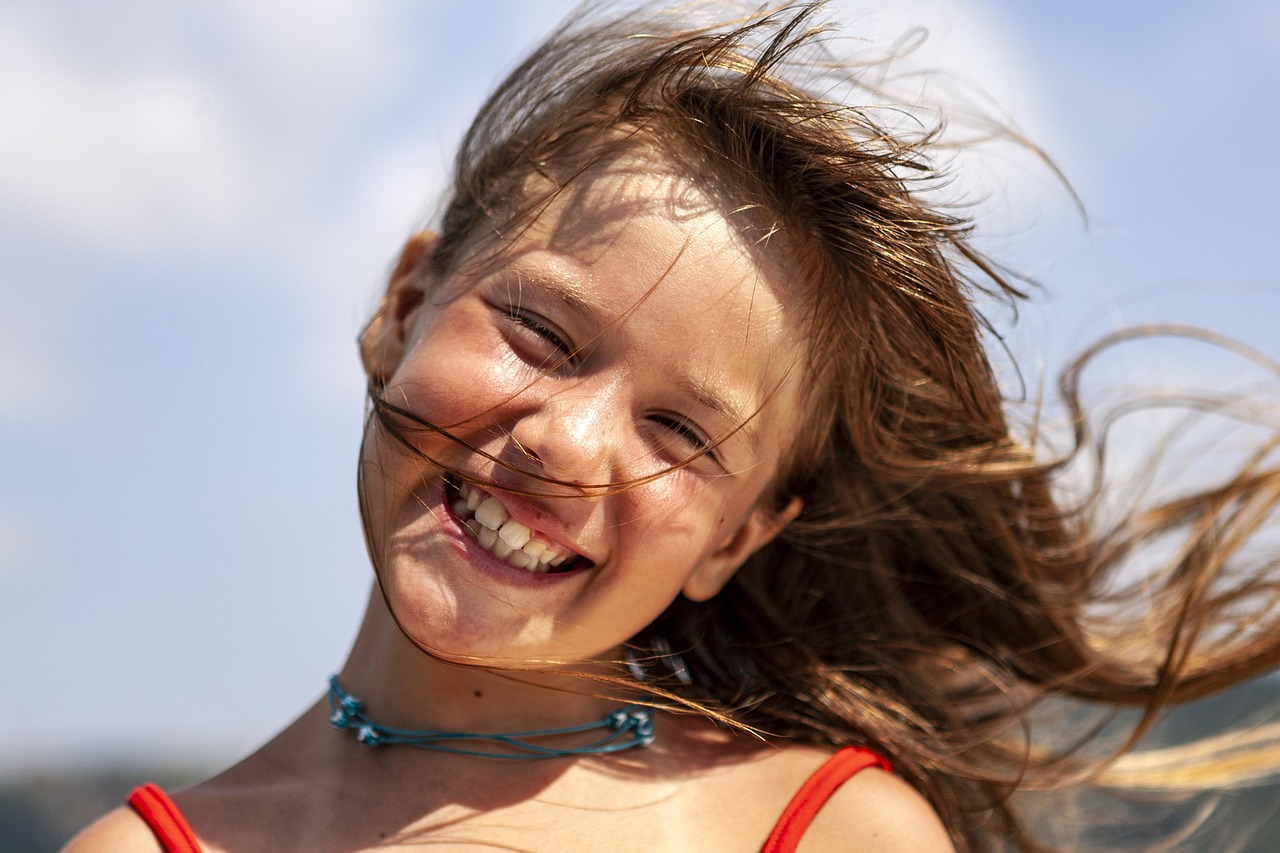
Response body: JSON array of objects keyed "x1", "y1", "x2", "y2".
[{"x1": 360, "y1": 155, "x2": 805, "y2": 666}]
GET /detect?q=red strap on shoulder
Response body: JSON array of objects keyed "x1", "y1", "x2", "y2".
[
  {"x1": 760, "y1": 746, "x2": 891, "y2": 853},
  {"x1": 127, "y1": 783, "x2": 205, "y2": 853}
]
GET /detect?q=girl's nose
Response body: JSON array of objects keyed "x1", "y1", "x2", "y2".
[{"x1": 508, "y1": 389, "x2": 619, "y2": 488}]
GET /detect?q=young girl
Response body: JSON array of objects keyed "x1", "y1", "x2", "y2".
[{"x1": 64, "y1": 3, "x2": 1280, "y2": 851}]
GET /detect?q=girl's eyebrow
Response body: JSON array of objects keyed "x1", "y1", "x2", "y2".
[{"x1": 506, "y1": 262, "x2": 598, "y2": 322}]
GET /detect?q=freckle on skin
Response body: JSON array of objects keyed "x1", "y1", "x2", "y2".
[{"x1": 474, "y1": 690, "x2": 483, "y2": 698}]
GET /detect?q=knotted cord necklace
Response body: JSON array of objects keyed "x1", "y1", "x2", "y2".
[{"x1": 326, "y1": 675, "x2": 655, "y2": 760}]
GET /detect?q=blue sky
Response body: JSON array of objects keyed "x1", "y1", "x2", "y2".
[{"x1": 2, "y1": 1, "x2": 1278, "y2": 772}]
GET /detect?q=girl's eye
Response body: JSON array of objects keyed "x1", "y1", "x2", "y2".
[
  {"x1": 504, "y1": 308, "x2": 571, "y2": 356},
  {"x1": 651, "y1": 414, "x2": 712, "y2": 456}
]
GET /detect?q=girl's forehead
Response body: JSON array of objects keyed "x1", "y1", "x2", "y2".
[
  {"x1": 528, "y1": 152, "x2": 718, "y2": 239},
  {"x1": 520, "y1": 156, "x2": 795, "y2": 322},
  {"x1": 515, "y1": 150, "x2": 799, "y2": 307}
]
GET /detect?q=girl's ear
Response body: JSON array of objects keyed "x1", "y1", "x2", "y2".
[
  {"x1": 683, "y1": 496, "x2": 803, "y2": 602},
  {"x1": 360, "y1": 231, "x2": 438, "y2": 383}
]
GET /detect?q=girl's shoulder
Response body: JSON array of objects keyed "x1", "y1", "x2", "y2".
[
  {"x1": 60, "y1": 804, "x2": 165, "y2": 853},
  {"x1": 58, "y1": 763, "x2": 312, "y2": 853},
  {"x1": 58, "y1": 716, "x2": 315, "y2": 853},
  {"x1": 727, "y1": 744, "x2": 955, "y2": 853},
  {"x1": 792, "y1": 752, "x2": 953, "y2": 852}
]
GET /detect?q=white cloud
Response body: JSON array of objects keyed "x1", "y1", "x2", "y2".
[
  {"x1": 218, "y1": 0, "x2": 406, "y2": 106},
  {"x1": 0, "y1": 19, "x2": 254, "y2": 258},
  {"x1": 0, "y1": 0, "x2": 419, "y2": 421},
  {"x1": 0, "y1": 0, "x2": 414, "y2": 265}
]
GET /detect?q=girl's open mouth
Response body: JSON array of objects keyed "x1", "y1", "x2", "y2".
[{"x1": 445, "y1": 478, "x2": 591, "y2": 574}]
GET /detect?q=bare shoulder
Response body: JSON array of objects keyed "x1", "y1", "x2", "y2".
[
  {"x1": 60, "y1": 805, "x2": 164, "y2": 853},
  {"x1": 799, "y1": 766, "x2": 955, "y2": 853},
  {"x1": 688, "y1": 738, "x2": 954, "y2": 853}
]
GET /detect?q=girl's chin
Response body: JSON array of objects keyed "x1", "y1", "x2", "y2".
[
  {"x1": 377, "y1": 564, "x2": 582, "y2": 661},
  {"x1": 377, "y1": 578, "x2": 637, "y2": 672}
]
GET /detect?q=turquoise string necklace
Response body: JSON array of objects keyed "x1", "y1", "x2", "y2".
[{"x1": 326, "y1": 675, "x2": 655, "y2": 760}]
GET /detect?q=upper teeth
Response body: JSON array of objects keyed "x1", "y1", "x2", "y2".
[{"x1": 452, "y1": 482, "x2": 573, "y2": 572}]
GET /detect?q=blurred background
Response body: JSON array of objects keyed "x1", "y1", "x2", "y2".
[{"x1": 2, "y1": 0, "x2": 1278, "y2": 848}]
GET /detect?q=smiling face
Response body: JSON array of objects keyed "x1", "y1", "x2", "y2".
[{"x1": 359, "y1": 153, "x2": 805, "y2": 667}]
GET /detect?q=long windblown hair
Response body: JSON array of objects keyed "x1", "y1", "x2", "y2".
[{"x1": 360, "y1": 3, "x2": 1280, "y2": 849}]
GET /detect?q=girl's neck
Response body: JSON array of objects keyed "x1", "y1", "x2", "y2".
[{"x1": 337, "y1": 587, "x2": 629, "y2": 734}]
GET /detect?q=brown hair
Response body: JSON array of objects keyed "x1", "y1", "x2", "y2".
[{"x1": 361, "y1": 3, "x2": 1280, "y2": 849}]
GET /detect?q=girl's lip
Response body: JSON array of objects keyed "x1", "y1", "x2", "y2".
[
  {"x1": 446, "y1": 474, "x2": 598, "y2": 567},
  {"x1": 436, "y1": 478, "x2": 596, "y2": 584}
]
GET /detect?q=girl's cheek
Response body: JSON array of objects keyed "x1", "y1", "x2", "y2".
[
  {"x1": 393, "y1": 329, "x2": 529, "y2": 426},
  {"x1": 628, "y1": 476, "x2": 713, "y2": 540}
]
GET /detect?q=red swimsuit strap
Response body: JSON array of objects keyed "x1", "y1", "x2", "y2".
[
  {"x1": 127, "y1": 783, "x2": 205, "y2": 853},
  {"x1": 760, "y1": 746, "x2": 892, "y2": 853}
]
